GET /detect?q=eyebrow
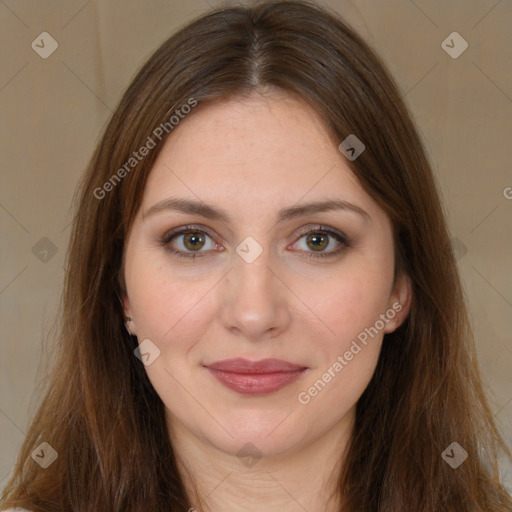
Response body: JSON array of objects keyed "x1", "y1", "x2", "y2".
[{"x1": 142, "y1": 197, "x2": 371, "y2": 223}]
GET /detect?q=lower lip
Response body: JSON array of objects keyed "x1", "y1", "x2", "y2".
[{"x1": 206, "y1": 368, "x2": 306, "y2": 395}]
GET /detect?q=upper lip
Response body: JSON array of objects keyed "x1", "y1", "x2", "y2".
[{"x1": 205, "y1": 358, "x2": 307, "y2": 374}]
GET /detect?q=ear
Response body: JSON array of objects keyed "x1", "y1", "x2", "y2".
[
  {"x1": 122, "y1": 294, "x2": 138, "y2": 337},
  {"x1": 383, "y1": 272, "x2": 412, "y2": 334}
]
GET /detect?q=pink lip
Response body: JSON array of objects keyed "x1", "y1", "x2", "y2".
[
  {"x1": 206, "y1": 358, "x2": 306, "y2": 373},
  {"x1": 205, "y1": 358, "x2": 307, "y2": 395}
]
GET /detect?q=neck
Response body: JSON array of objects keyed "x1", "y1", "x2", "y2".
[{"x1": 167, "y1": 410, "x2": 354, "y2": 512}]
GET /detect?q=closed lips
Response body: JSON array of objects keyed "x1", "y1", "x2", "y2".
[{"x1": 204, "y1": 358, "x2": 307, "y2": 373}]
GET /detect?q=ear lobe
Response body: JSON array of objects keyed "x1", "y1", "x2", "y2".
[
  {"x1": 125, "y1": 317, "x2": 137, "y2": 336},
  {"x1": 122, "y1": 295, "x2": 137, "y2": 336},
  {"x1": 384, "y1": 273, "x2": 412, "y2": 334},
  {"x1": 122, "y1": 293, "x2": 131, "y2": 315}
]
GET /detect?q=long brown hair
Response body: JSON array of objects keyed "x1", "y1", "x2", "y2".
[{"x1": 2, "y1": 1, "x2": 510, "y2": 510}]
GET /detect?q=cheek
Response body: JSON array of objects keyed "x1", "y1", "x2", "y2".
[
  {"x1": 127, "y1": 261, "x2": 219, "y2": 346},
  {"x1": 128, "y1": 269, "x2": 218, "y2": 401},
  {"x1": 314, "y1": 263, "x2": 393, "y2": 351},
  {"x1": 296, "y1": 272, "x2": 389, "y2": 422}
]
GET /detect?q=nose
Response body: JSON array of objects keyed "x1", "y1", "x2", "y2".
[{"x1": 219, "y1": 248, "x2": 292, "y2": 342}]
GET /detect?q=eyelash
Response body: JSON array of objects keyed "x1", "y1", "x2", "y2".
[{"x1": 160, "y1": 224, "x2": 351, "y2": 260}]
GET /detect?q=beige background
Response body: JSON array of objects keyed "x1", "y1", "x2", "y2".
[{"x1": 1, "y1": 0, "x2": 511, "y2": 491}]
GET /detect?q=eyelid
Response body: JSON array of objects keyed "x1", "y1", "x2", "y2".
[
  {"x1": 287, "y1": 225, "x2": 350, "y2": 257},
  {"x1": 162, "y1": 223, "x2": 347, "y2": 242},
  {"x1": 293, "y1": 224, "x2": 349, "y2": 243},
  {"x1": 161, "y1": 223, "x2": 350, "y2": 258},
  {"x1": 162, "y1": 224, "x2": 219, "y2": 244},
  {"x1": 161, "y1": 224, "x2": 222, "y2": 259}
]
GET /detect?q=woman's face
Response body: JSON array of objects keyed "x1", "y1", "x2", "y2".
[{"x1": 123, "y1": 91, "x2": 411, "y2": 459}]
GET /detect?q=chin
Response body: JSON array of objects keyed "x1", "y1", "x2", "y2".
[{"x1": 205, "y1": 414, "x2": 307, "y2": 459}]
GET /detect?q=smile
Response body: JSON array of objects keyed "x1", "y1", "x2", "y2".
[{"x1": 204, "y1": 358, "x2": 308, "y2": 395}]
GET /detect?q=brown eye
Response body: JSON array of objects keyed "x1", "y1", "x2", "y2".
[
  {"x1": 306, "y1": 233, "x2": 329, "y2": 251},
  {"x1": 182, "y1": 231, "x2": 206, "y2": 251},
  {"x1": 291, "y1": 227, "x2": 350, "y2": 259},
  {"x1": 162, "y1": 226, "x2": 218, "y2": 257}
]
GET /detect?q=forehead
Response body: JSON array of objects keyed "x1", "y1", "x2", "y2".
[{"x1": 139, "y1": 92, "x2": 374, "y2": 221}]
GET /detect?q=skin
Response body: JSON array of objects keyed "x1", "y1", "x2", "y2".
[{"x1": 122, "y1": 90, "x2": 412, "y2": 512}]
